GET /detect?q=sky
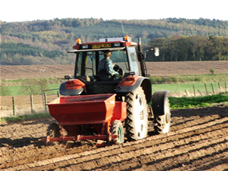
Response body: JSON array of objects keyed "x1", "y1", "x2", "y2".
[{"x1": 1, "y1": 0, "x2": 227, "y2": 22}]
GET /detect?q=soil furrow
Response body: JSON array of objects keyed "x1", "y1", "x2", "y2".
[
  {"x1": 1, "y1": 106, "x2": 228, "y2": 170},
  {"x1": 159, "y1": 149, "x2": 228, "y2": 171},
  {"x1": 32, "y1": 135, "x2": 228, "y2": 171},
  {"x1": 2, "y1": 117, "x2": 228, "y2": 169},
  {"x1": 7, "y1": 121, "x2": 228, "y2": 170},
  {"x1": 171, "y1": 114, "x2": 221, "y2": 130}
]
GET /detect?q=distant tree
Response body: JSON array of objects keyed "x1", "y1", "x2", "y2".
[{"x1": 210, "y1": 68, "x2": 215, "y2": 75}]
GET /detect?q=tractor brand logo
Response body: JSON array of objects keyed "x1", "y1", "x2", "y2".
[{"x1": 92, "y1": 43, "x2": 111, "y2": 49}]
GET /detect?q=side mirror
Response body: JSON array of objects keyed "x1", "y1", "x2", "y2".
[
  {"x1": 64, "y1": 75, "x2": 71, "y2": 80},
  {"x1": 154, "y1": 47, "x2": 159, "y2": 57}
]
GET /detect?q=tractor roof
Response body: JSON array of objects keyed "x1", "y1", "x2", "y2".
[{"x1": 67, "y1": 36, "x2": 137, "y2": 53}]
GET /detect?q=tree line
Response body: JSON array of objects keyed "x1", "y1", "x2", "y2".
[
  {"x1": 1, "y1": 18, "x2": 228, "y2": 65},
  {"x1": 1, "y1": 42, "x2": 64, "y2": 58},
  {"x1": 146, "y1": 35, "x2": 228, "y2": 61}
]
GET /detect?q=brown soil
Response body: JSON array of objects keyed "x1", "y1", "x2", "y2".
[
  {"x1": 1, "y1": 105, "x2": 228, "y2": 170},
  {"x1": 1, "y1": 61, "x2": 228, "y2": 80}
]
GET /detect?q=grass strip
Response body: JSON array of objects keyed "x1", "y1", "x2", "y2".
[
  {"x1": 169, "y1": 93, "x2": 228, "y2": 109},
  {"x1": 0, "y1": 113, "x2": 50, "y2": 123}
]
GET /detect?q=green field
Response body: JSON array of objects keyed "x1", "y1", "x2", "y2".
[
  {"x1": 152, "y1": 82, "x2": 227, "y2": 94},
  {"x1": 149, "y1": 73, "x2": 228, "y2": 84},
  {"x1": 0, "y1": 84, "x2": 60, "y2": 96},
  {"x1": 1, "y1": 82, "x2": 227, "y2": 96},
  {"x1": 1, "y1": 73, "x2": 227, "y2": 96}
]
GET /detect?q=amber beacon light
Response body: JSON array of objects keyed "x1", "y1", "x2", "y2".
[
  {"x1": 76, "y1": 38, "x2": 81, "y2": 44},
  {"x1": 125, "y1": 35, "x2": 129, "y2": 42}
]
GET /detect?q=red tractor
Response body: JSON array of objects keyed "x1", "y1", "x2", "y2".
[{"x1": 44, "y1": 36, "x2": 171, "y2": 145}]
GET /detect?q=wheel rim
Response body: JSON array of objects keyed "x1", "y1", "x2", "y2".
[
  {"x1": 117, "y1": 126, "x2": 124, "y2": 143},
  {"x1": 163, "y1": 98, "x2": 171, "y2": 133},
  {"x1": 134, "y1": 93, "x2": 146, "y2": 139},
  {"x1": 162, "y1": 112, "x2": 171, "y2": 133},
  {"x1": 165, "y1": 112, "x2": 171, "y2": 124}
]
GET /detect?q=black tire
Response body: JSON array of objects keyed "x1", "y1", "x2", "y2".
[
  {"x1": 110, "y1": 120, "x2": 124, "y2": 144},
  {"x1": 154, "y1": 98, "x2": 171, "y2": 134},
  {"x1": 125, "y1": 87, "x2": 148, "y2": 141},
  {"x1": 47, "y1": 123, "x2": 61, "y2": 138}
]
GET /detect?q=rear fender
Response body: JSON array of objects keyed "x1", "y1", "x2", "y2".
[
  {"x1": 59, "y1": 79, "x2": 86, "y2": 96},
  {"x1": 152, "y1": 90, "x2": 170, "y2": 116},
  {"x1": 116, "y1": 76, "x2": 152, "y2": 103}
]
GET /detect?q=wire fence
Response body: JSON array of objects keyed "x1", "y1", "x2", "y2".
[
  {"x1": 0, "y1": 89, "x2": 59, "y2": 118},
  {"x1": 152, "y1": 82, "x2": 228, "y2": 97},
  {"x1": 1, "y1": 82, "x2": 227, "y2": 118}
]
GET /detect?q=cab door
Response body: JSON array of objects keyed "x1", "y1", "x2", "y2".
[{"x1": 127, "y1": 46, "x2": 140, "y2": 75}]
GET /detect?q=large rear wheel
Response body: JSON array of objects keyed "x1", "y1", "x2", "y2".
[
  {"x1": 125, "y1": 87, "x2": 148, "y2": 141},
  {"x1": 154, "y1": 98, "x2": 171, "y2": 134}
]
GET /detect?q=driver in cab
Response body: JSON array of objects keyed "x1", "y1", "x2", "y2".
[{"x1": 98, "y1": 51, "x2": 119, "y2": 78}]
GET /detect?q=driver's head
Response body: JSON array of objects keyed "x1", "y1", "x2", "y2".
[{"x1": 104, "y1": 51, "x2": 111, "y2": 58}]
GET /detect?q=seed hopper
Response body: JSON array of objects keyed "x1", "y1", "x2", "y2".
[{"x1": 43, "y1": 94, "x2": 126, "y2": 145}]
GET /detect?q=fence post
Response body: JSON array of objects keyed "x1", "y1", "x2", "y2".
[
  {"x1": 211, "y1": 83, "x2": 215, "y2": 94},
  {"x1": 193, "y1": 85, "x2": 196, "y2": 96},
  {"x1": 30, "y1": 95, "x2": 34, "y2": 113},
  {"x1": 57, "y1": 91, "x2": 60, "y2": 97},
  {"x1": 185, "y1": 90, "x2": 189, "y2": 96},
  {"x1": 204, "y1": 83, "x2": 208, "y2": 95},
  {"x1": 198, "y1": 90, "x2": 203, "y2": 96},
  {"x1": 218, "y1": 82, "x2": 221, "y2": 90},
  {"x1": 44, "y1": 93, "x2": 48, "y2": 112},
  {"x1": 12, "y1": 97, "x2": 16, "y2": 115}
]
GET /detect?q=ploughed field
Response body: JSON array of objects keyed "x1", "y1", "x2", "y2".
[
  {"x1": 1, "y1": 61, "x2": 228, "y2": 79},
  {"x1": 1, "y1": 106, "x2": 228, "y2": 170}
]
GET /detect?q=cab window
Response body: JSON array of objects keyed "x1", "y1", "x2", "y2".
[{"x1": 127, "y1": 47, "x2": 140, "y2": 75}]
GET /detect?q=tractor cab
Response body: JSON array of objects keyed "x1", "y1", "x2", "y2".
[
  {"x1": 61, "y1": 36, "x2": 144, "y2": 95},
  {"x1": 71, "y1": 36, "x2": 141, "y2": 80}
]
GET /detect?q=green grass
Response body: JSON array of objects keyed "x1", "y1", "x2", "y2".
[
  {"x1": 149, "y1": 73, "x2": 228, "y2": 84},
  {"x1": 0, "y1": 77, "x2": 63, "y2": 86},
  {"x1": 152, "y1": 82, "x2": 227, "y2": 93},
  {"x1": 1, "y1": 84, "x2": 60, "y2": 96},
  {"x1": 0, "y1": 113, "x2": 50, "y2": 123},
  {"x1": 169, "y1": 93, "x2": 228, "y2": 109},
  {"x1": 1, "y1": 82, "x2": 227, "y2": 96}
]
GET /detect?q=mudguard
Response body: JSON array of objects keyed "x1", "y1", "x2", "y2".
[
  {"x1": 59, "y1": 81, "x2": 84, "y2": 96},
  {"x1": 116, "y1": 76, "x2": 152, "y2": 103},
  {"x1": 152, "y1": 90, "x2": 170, "y2": 116}
]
